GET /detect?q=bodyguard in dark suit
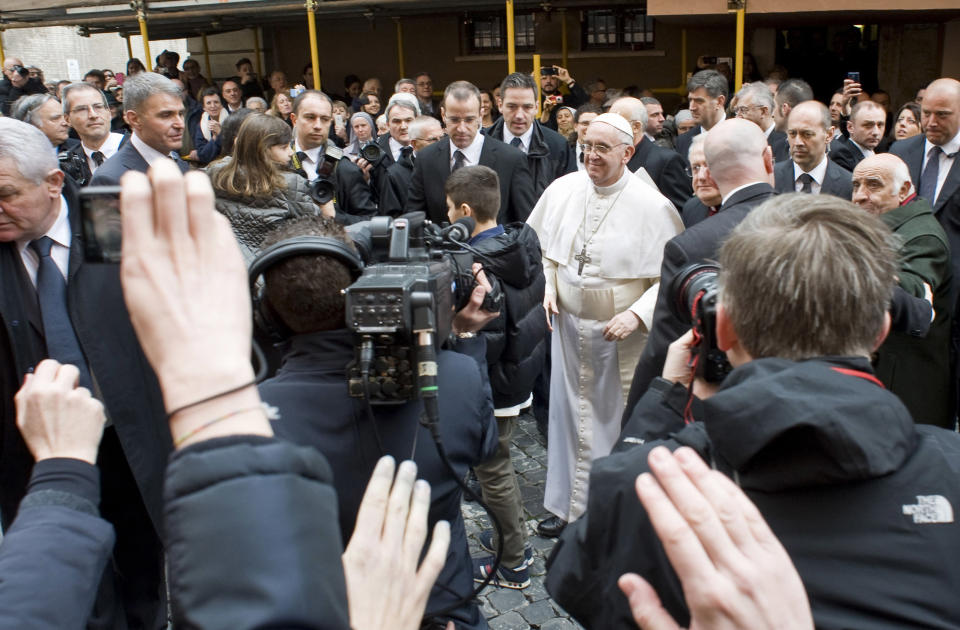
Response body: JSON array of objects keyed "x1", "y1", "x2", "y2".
[
  {"x1": 379, "y1": 115, "x2": 442, "y2": 217},
  {"x1": 0, "y1": 118, "x2": 170, "y2": 629},
  {"x1": 622, "y1": 119, "x2": 776, "y2": 424},
  {"x1": 773, "y1": 100, "x2": 853, "y2": 200},
  {"x1": 830, "y1": 101, "x2": 887, "y2": 172},
  {"x1": 674, "y1": 70, "x2": 728, "y2": 162},
  {"x1": 851, "y1": 153, "x2": 954, "y2": 428},
  {"x1": 889, "y1": 78, "x2": 960, "y2": 301},
  {"x1": 91, "y1": 72, "x2": 190, "y2": 185},
  {"x1": 486, "y1": 72, "x2": 576, "y2": 201},
  {"x1": 407, "y1": 81, "x2": 535, "y2": 225},
  {"x1": 609, "y1": 96, "x2": 691, "y2": 211},
  {"x1": 364, "y1": 95, "x2": 419, "y2": 205}
]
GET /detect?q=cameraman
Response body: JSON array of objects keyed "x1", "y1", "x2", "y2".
[
  {"x1": 546, "y1": 194, "x2": 960, "y2": 629},
  {"x1": 289, "y1": 90, "x2": 378, "y2": 222},
  {"x1": 1, "y1": 57, "x2": 48, "y2": 116},
  {"x1": 255, "y1": 216, "x2": 497, "y2": 630}
]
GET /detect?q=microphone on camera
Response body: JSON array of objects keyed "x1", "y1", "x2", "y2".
[{"x1": 444, "y1": 216, "x2": 476, "y2": 242}]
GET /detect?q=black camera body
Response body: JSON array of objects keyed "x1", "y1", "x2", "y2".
[
  {"x1": 59, "y1": 149, "x2": 89, "y2": 187},
  {"x1": 11, "y1": 65, "x2": 30, "y2": 78},
  {"x1": 344, "y1": 213, "x2": 502, "y2": 403},
  {"x1": 668, "y1": 262, "x2": 732, "y2": 383},
  {"x1": 305, "y1": 143, "x2": 344, "y2": 206}
]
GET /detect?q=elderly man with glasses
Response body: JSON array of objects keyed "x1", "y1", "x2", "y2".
[{"x1": 526, "y1": 112, "x2": 683, "y2": 538}]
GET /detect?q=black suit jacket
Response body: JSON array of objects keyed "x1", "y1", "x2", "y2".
[
  {"x1": 674, "y1": 126, "x2": 701, "y2": 164},
  {"x1": 627, "y1": 137, "x2": 693, "y2": 211},
  {"x1": 622, "y1": 182, "x2": 777, "y2": 424},
  {"x1": 830, "y1": 136, "x2": 865, "y2": 172},
  {"x1": 90, "y1": 136, "x2": 189, "y2": 185},
  {"x1": 773, "y1": 158, "x2": 853, "y2": 200},
  {"x1": 768, "y1": 129, "x2": 790, "y2": 162},
  {"x1": 406, "y1": 135, "x2": 535, "y2": 225},
  {"x1": 890, "y1": 134, "x2": 960, "y2": 302},
  {"x1": 379, "y1": 158, "x2": 415, "y2": 217},
  {"x1": 680, "y1": 195, "x2": 715, "y2": 228}
]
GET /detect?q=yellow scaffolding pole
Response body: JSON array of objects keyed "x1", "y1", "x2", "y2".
[
  {"x1": 533, "y1": 53, "x2": 541, "y2": 117},
  {"x1": 506, "y1": 0, "x2": 516, "y2": 74},
  {"x1": 561, "y1": 10, "x2": 568, "y2": 69},
  {"x1": 125, "y1": 33, "x2": 133, "y2": 60},
  {"x1": 136, "y1": 4, "x2": 152, "y2": 68},
  {"x1": 252, "y1": 27, "x2": 262, "y2": 78},
  {"x1": 734, "y1": 8, "x2": 745, "y2": 92},
  {"x1": 306, "y1": 0, "x2": 321, "y2": 91},
  {"x1": 0, "y1": 30, "x2": 5, "y2": 68},
  {"x1": 202, "y1": 33, "x2": 212, "y2": 80},
  {"x1": 395, "y1": 18, "x2": 405, "y2": 78}
]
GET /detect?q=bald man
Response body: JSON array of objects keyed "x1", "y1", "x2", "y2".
[
  {"x1": 609, "y1": 97, "x2": 692, "y2": 211},
  {"x1": 851, "y1": 153, "x2": 954, "y2": 428},
  {"x1": 774, "y1": 100, "x2": 853, "y2": 200},
  {"x1": 0, "y1": 57, "x2": 48, "y2": 116},
  {"x1": 622, "y1": 118, "x2": 776, "y2": 424},
  {"x1": 890, "y1": 78, "x2": 960, "y2": 305}
]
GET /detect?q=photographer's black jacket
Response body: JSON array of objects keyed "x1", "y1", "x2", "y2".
[
  {"x1": 547, "y1": 356, "x2": 960, "y2": 629},
  {"x1": 472, "y1": 223, "x2": 549, "y2": 409},
  {"x1": 0, "y1": 76, "x2": 47, "y2": 116},
  {"x1": 260, "y1": 332, "x2": 497, "y2": 630}
]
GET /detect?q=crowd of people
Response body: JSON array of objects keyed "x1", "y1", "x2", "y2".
[{"x1": 0, "y1": 44, "x2": 959, "y2": 630}]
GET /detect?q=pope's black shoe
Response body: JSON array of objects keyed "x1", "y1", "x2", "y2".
[{"x1": 536, "y1": 515, "x2": 566, "y2": 538}]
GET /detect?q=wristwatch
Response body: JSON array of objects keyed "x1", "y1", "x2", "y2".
[{"x1": 455, "y1": 331, "x2": 477, "y2": 339}]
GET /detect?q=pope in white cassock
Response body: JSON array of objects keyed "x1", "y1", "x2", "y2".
[{"x1": 526, "y1": 113, "x2": 683, "y2": 532}]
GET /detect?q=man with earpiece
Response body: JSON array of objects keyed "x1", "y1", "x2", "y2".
[{"x1": 249, "y1": 215, "x2": 498, "y2": 630}]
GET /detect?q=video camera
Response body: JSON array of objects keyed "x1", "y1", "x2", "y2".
[
  {"x1": 667, "y1": 262, "x2": 732, "y2": 383},
  {"x1": 344, "y1": 212, "x2": 502, "y2": 404}
]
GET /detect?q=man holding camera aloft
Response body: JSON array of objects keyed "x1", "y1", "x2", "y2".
[
  {"x1": 1, "y1": 57, "x2": 48, "y2": 116},
  {"x1": 526, "y1": 113, "x2": 682, "y2": 537},
  {"x1": 539, "y1": 65, "x2": 587, "y2": 132}
]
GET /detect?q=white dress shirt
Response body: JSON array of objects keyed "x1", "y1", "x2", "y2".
[
  {"x1": 503, "y1": 125, "x2": 534, "y2": 154},
  {"x1": 448, "y1": 133, "x2": 484, "y2": 170},
  {"x1": 850, "y1": 138, "x2": 875, "y2": 160},
  {"x1": 18, "y1": 195, "x2": 71, "y2": 287},
  {"x1": 793, "y1": 156, "x2": 829, "y2": 195},
  {"x1": 83, "y1": 132, "x2": 124, "y2": 175},
  {"x1": 923, "y1": 131, "x2": 960, "y2": 204},
  {"x1": 130, "y1": 133, "x2": 178, "y2": 168},
  {"x1": 388, "y1": 136, "x2": 407, "y2": 162},
  {"x1": 294, "y1": 139, "x2": 325, "y2": 181}
]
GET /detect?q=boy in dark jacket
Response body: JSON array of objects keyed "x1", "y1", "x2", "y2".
[{"x1": 445, "y1": 166, "x2": 549, "y2": 589}]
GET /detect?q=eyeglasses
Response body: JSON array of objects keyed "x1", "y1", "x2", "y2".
[
  {"x1": 69, "y1": 103, "x2": 107, "y2": 116},
  {"x1": 732, "y1": 105, "x2": 763, "y2": 116},
  {"x1": 579, "y1": 142, "x2": 628, "y2": 155}
]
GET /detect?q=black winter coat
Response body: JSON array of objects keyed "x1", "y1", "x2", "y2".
[
  {"x1": 473, "y1": 223, "x2": 548, "y2": 408},
  {"x1": 0, "y1": 76, "x2": 47, "y2": 116},
  {"x1": 485, "y1": 119, "x2": 577, "y2": 201},
  {"x1": 548, "y1": 356, "x2": 960, "y2": 630}
]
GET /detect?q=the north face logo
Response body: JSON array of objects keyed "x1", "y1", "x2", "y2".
[{"x1": 902, "y1": 495, "x2": 954, "y2": 524}]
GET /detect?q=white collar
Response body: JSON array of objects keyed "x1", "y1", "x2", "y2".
[
  {"x1": 925, "y1": 130, "x2": 960, "y2": 157},
  {"x1": 388, "y1": 136, "x2": 408, "y2": 160},
  {"x1": 294, "y1": 138, "x2": 324, "y2": 162},
  {"x1": 131, "y1": 132, "x2": 176, "y2": 167},
  {"x1": 721, "y1": 182, "x2": 761, "y2": 206},
  {"x1": 794, "y1": 155, "x2": 829, "y2": 184},
  {"x1": 701, "y1": 111, "x2": 726, "y2": 133},
  {"x1": 82, "y1": 132, "x2": 123, "y2": 158},
  {"x1": 503, "y1": 125, "x2": 534, "y2": 152},
  {"x1": 850, "y1": 138, "x2": 874, "y2": 158},
  {"x1": 763, "y1": 122, "x2": 776, "y2": 138},
  {"x1": 449, "y1": 132, "x2": 484, "y2": 166}
]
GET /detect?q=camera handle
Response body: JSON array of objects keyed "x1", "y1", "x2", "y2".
[{"x1": 410, "y1": 298, "x2": 506, "y2": 621}]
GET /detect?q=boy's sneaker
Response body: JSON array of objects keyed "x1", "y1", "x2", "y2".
[
  {"x1": 477, "y1": 530, "x2": 534, "y2": 568},
  {"x1": 472, "y1": 555, "x2": 531, "y2": 590}
]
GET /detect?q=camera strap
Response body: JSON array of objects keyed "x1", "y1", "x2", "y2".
[{"x1": 683, "y1": 291, "x2": 707, "y2": 424}]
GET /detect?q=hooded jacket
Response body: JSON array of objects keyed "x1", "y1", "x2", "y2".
[
  {"x1": 472, "y1": 223, "x2": 548, "y2": 409},
  {"x1": 485, "y1": 118, "x2": 577, "y2": 200},
  {"x1": 547, "y1": 356, "x2": 960, "y2": 629}
]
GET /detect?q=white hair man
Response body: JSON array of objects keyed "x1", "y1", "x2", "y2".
[
  {"x1": 526, "y1": 112, "x2": 683, "y2": 536},
  {"x1": 734, "y1": 81, "x2": 789, "y2": 161}
]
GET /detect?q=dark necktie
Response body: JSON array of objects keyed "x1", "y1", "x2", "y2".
[
  {"x1": 510, "y1": 137, "x2": 523, "y2": 151},
  {"x1": 91, "y1": 151, "x2": 105, "y2": 167},
  {"x1": 29, "y1": 237, "x2": 91, "y2": 389},
  {"x1": 919, "y1": 146, "x2": 943, "y2": 204},
  {"x1": 798, "y1": 173, "x2": 814, "y2": 194},
  {"x1": 399, "y1": 145, "x2": 415, "y2": 169},
  {"x1": 452, "y1": 149, "x2": 466, "y2": 172},
  {"x1": 296, "y1": 151, "x2": 310, "y2": 166}
]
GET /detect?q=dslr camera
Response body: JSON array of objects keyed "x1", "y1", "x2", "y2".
[
  {"x1": 305, "y1": 144, "x2": 345, "y2": 206},
  {"x1": 10, "y1": 65, "x2": 30, "y2": 78},
  {"x1": 667, "y1": 262, "x2": 732, "y2": 383},
  {"x1": 344, "y1": 212, "x2": 502, "y2": 403}
]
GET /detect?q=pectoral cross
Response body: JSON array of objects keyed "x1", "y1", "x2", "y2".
[{"x1": 574, "y1": 246, "x2": 591, "y2": 276}]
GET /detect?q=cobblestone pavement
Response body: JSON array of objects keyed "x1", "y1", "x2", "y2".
[{"x1": 461, "y1": 413, "x2": 585, "y2": 630}]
